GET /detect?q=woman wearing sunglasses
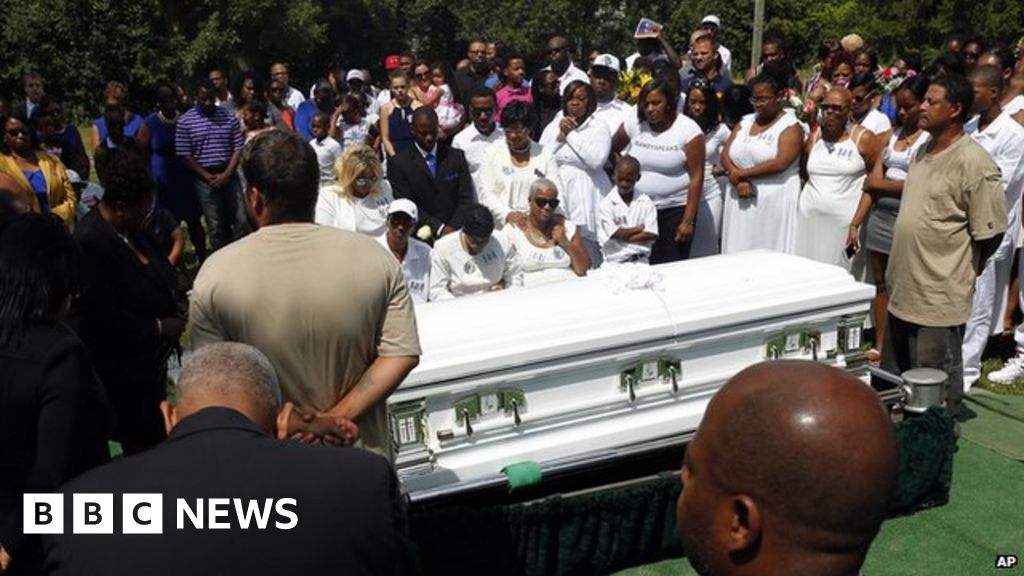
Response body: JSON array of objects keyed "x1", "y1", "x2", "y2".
[
  {"x1": 539, "y1": 80, "x2": 612, "y2": 267},
  {"x1": 0, "y1": 111, "x2": 76, "y2": 224},
  {"x1": 794, "y1": 88, "x2": 879, "y2": 272},
  {"x1": 315, "y1": 144, "x2": 394, "y2": 238},
  {"x1": 505, "y1": 178, "x2": 589, "y2": 286},
  {"x1": 848, "y1": 72, "x2": 892, "y2": 135}
]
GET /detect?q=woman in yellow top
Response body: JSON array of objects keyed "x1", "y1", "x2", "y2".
[{"x1": 0, "y1": 111, "x2": 76, "y2": 223}]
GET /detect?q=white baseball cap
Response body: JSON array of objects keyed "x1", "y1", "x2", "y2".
[
  {"x1": 346, "y1": 69, "x2": 367, "y2": 83},
  {"x1": 388, "y1": 198, "x2": 418, "y2": 220},
  {"x1": 589, "y1": 54, "x2": 621, "y2": 74},
  {"x1": 701, "y1": 15, "x2": 721, "y2": 28}
]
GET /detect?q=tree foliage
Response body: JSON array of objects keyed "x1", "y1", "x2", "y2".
[{"x1": 1, "y1": 0, "x2": 1021, "y2": 120}]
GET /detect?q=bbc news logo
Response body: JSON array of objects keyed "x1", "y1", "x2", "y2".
[{"x1": 24, "y1": 494, "x2": 298, "y2": 534}]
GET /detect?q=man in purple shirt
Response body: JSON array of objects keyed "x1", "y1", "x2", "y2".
[{"x1": 176, "y1": 79, "x2": 248, "y2": 251}]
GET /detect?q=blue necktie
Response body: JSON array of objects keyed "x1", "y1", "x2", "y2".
[{"x1": 425, "y1": 153, "x2": 437, "y2": 179}]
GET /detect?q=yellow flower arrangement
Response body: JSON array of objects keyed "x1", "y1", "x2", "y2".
[{"x1": 617, "y1": 69, "x2": 653, "y2": 105}]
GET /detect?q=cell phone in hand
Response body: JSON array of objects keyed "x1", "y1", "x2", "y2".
[{"x1": 844, "y1": 244, "x2": 859, "y2": 259}]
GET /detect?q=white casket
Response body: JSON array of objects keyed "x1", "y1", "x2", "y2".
[{"x1": 389, "y1": 251, "x2": 874, "y2": 502}]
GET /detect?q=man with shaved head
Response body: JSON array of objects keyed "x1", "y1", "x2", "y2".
[
  {"x1": 966, "y1": 65, "x2": 1024, "y2": 387},
  {"x1": 677, "y1": 360, "x2": 898, "y2": 576},
  {"x1": 42, "y1": 343, "x2": 415, "y2": 575}
]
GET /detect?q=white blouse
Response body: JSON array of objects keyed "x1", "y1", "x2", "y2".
[{"x1": 314, "y1": 180, "x2": 394, "y2": 238}]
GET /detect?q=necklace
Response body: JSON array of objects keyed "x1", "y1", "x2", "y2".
[
  {"x1": 525, "y1": 221, "x2": 554, "y2": 246},
  {"x1": 157, "y1": 110, "x2": 179, "y2": 124}
]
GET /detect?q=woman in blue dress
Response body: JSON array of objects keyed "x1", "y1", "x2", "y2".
[
  {"x1": 90, "y1": 80, "x2": 150, "y2": 153},
  {"x1": 143, "y1": 83, "x2": 206, "y2": 261}
]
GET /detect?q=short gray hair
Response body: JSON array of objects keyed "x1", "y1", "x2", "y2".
[
  {"x1": 529, "y1": 178, "x2": 559, "y2": 198},
  {"x1": 177, "y1": 342, "x2": 282, "y2": 409}
]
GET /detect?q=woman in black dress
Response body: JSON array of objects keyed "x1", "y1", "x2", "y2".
[
  {"x1": 0, "y1": 212, "x2": 112, "y2": 575},
  {"x1": 74, "y1": 147, "x2": 184, "y2": 455}
]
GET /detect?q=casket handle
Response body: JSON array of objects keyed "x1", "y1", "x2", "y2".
[
  {"x1": 625, "y1": 373, "x2": 636, "y2": 403},
  {"x1": 668, "y1": 366, "x2": 679, "y2": 393},
  {"x1": 809, "y1": 337, "x2": 818, "y2": 361},
  {"x1": 511, "y1": 399, "x2": 522, "y2": 427},
  {"x1": 462, "y1": 408, "x2": 473, "y2": 437}
]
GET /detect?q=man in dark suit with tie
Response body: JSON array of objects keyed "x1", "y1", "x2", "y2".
[
  {"x1": 41, "y1": 342, "x2": 417, "y2": 576},
  {"x1": 388, "y1": 107, "x2": 475, "y2": 244}
]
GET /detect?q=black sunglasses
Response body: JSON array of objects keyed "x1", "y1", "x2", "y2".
[
  {"x1": 533, "y1": 198, "x2": 559, "y2": 209},
  {"x1": 5, "y1": 127, "x2": 30, "y2": 137}
]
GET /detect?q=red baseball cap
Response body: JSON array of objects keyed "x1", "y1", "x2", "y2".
[{"x1": 384, "y1": 54, "x2": 401, "y2": 71}]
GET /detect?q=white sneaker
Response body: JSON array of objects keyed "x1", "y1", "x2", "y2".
[{"x1": 988, "y1": 356, "x2": 1024, "y2": 384}]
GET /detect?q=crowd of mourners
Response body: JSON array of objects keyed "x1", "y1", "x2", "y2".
[{"x1": 2, "y1": 14, "x2": 1024, "y2": 575}]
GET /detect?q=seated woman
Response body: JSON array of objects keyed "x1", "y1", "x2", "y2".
[
  {"x1": 315, "y1": 144, "x2": 394, "y2": 238},
  {"x1": 478, "y1": 100, "x2": 559, "y2": 230},
  {"x1": 74, "y1": 147, "x2": 183, "y2": 455},
  {"x1": 0, "y1": 111, "x2": 76, "y2": 224},
  {"x1": 0, "y1": 213, "x2": 112, "y2": 574},
  {"x1": 505, "y1": 178, "x2": 589, "y2": 287}
]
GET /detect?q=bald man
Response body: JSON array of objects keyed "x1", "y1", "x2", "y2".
[
  {"x1": 677, "y1": 360, "x2": 897, "y2": 576},
  {"x1": 42, "y1": 343, "x2": 415, "y2": 576}
]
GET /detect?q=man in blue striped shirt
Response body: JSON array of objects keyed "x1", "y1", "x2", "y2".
[{"x1": 176, "y1": 79, "x2": 248, "y2": 251}]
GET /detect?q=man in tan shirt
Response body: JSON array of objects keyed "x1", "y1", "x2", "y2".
[
  {"x1": 883, "y1": 73, "x2": 1007, "y2": 419},
  {"x1": 190, "y1": 129, "x2": 421, "y2": 458}
]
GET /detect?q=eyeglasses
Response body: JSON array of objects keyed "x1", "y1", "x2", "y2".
[
  {"x1": 819, "y1": 103, "x2": 845, "y2": 113},
  {"x1": 852, "y1": 91, "x2": 876, "y2": 104},
  {"x1": 749, "y1": 96, "x2": 774, "y2": 105},
  {"x1": 5, "y1": 127, "x2": 29, "y2": 137},
  {"x1": 354, "y1": 178, "x2": 372, "y2": 187},
  {"x1": 415, "y1": 73, "x2": 430, "y2": 79},
  {"x1": 471, "y1": 107, "x2": 495, "y2": 116},
  {"x1": 533, "y1": 197, "x2": 559, "y2": 209}
]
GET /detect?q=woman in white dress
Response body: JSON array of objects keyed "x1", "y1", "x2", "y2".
[
  {"x1": 611, "y1": 78, "x2": 706, "y2": 263},
  {"x1": 478, "y1": 101, "x2": 560, "y2": 230},
  {"x1": 721, "y1": 72, "x2": 804, "y2": 254},
  {"x1": 795, "y1": 87, "x2": 879, "y2": 270},
  {"x1": 314, "y1": 144, "x2": 394, "y2": 237},
  {"x1": 505, "y1": 178, "x2": 590, "y2": 287},
  {"x1": 846, "y1": 75, "x2": 929, "y2": 358},
  {"x1": 540, "y1": 80, "x2": 613, "y2": 267},
  {"x1": 684, "y1": 80, "x2": 731, "y2": 257}
]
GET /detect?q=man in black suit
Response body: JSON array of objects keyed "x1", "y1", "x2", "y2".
[
  {"x1": 42, "y1": 342, "x2": 417, "y2": 576},
  {"x1": 388, "y1": 107, "x2": 475, "y2": 244}
]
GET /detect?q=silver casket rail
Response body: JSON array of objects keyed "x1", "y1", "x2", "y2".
[{"x1": 388, "y1": 251, "x2": 875, "y2": 502}]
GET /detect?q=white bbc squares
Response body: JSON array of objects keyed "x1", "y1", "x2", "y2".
[
  {"x1": 23, "y1": 493, "x2": 64, "y2": 534},
  {"x1": 73, "y1": 493, "x2": 114, "y2": 534},
  {"x1": 122, "y1": 494, "x2": 163, "y2": 534}
]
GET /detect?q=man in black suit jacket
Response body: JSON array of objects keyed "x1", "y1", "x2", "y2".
[
  {"x1": 388, "y1": 107, "x2": 475, "y2": 243},
  {"x1": 42, "y1": 343, "x2": 417, "y2": 576}
]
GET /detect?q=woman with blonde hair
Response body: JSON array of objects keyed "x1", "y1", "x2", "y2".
[{"x1": 314, "y1": 144, "x2": 394, "y2": 237}]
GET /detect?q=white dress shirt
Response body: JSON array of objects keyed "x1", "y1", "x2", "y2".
[
  {"x1": 478, "y1": 141, "x2": 561, "y2": 227},
  {"x1": 452, "y1": 123, "x2": 505, "y2": 196},
  {"x1": 598, "y1": 188, "x2": 658, "y2": 263}
]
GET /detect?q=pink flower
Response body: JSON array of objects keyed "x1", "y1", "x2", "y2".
[{"x1": 906, "y1": 69, "x2": 917, "y2": 78}]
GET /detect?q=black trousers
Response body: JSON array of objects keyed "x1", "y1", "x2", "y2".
[{"x1": 650, "y1": 206, "x2": 692, "y2": 264}]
